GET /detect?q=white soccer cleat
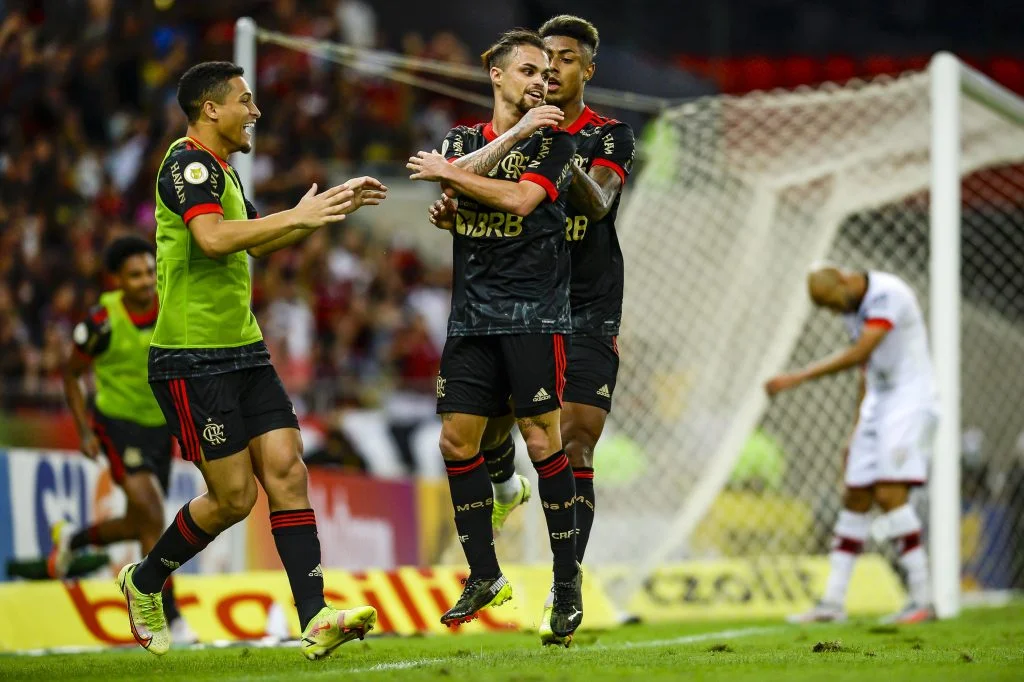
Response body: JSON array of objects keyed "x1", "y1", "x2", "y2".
[
  {"x1": 786, "y1": 602, "x2": 848, "y2": 624},
  {"x1": 169, "y1": 616, "x2": 200, "y2": 646},
  {"x1": 47, "y1": 521, "x2": 74, "y2": 579},
  {"x1": 879, "y1": 602, "x2": 935, "y2": 625}
]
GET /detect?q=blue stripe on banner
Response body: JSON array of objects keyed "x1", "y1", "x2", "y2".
[{"x1": 0, "y1": 450, "x2": 13, "y2": 582}]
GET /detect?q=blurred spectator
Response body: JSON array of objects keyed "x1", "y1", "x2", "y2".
[{"x1": 0, "y1": 2, "x2": 472, "y2": 417}]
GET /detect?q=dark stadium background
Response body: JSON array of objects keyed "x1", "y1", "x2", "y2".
[{"x1": 1, "y1": 0, "x2": 1021, "y2": 464}]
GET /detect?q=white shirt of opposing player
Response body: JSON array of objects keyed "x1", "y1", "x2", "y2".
[{"x1": 843, "y1": 272, "x2": 939, "y2": 420}]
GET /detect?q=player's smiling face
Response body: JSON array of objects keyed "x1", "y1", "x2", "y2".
[
  {"x1": 118, "y1": 253, "x2": 157, "y2": 307},
  {"x1": 212, "y1": 76, "x2": 261, "y2": 154},
  {"x1": 544, "y1": 36, "x2": 594, "y2": 107},
  {"x1": 498, "y1": 44, "x2": 550, "y2": 114}
]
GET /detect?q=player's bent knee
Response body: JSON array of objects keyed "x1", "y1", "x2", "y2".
[
  {"x1": 215, "y1": 479, "x2": 258, "y2": 525},
  {"x1": 563, "y1": 430, "x2": 598, "y2": 469},
  {"x1": 842, "y1": 486, "x2": 874, "y2": 513},
  {"x1": 521, "y1": 430, "x2": 557, "y2": 461},
  {"x1": 439, "y1": 428, "x2": 476, "y2": 461},
  {"x1": 873, "y1": 483, "x2": 910, "y2": 511},
  {"x1": 265, "y1": 454, "x2": 309, "y2": 493}
]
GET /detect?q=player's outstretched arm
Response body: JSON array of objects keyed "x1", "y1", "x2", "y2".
[
  {"x1": 409, "y1": 151, "x2": 548, "y2": 217},
  {"x1": 190, "y1": 181, "x2": 374, "y2": 259},
  {"x1": 765, "y1": 323, "x2": 889, "y2": 396},
  {"x1": 567, "y1": 164, "x2": 622, "y2": 221},
  {"x1": 248, "y1": 177, "x2": 388, "y2": 258},
  {"x1": 450, "y1": 106, "x2": 564, "y2": 176}
]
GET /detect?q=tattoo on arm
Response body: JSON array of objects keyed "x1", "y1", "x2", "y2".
[
  {"x1": 441, "y1": 412, "x2": 456, "y2": 422},
  {"x1": 453, "y1": 134, "x2": 519, "y2": 176}
]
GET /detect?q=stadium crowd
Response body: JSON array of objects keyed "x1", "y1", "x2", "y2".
[{"x1": 0, "y1": 0, "x2": 478, "y2": 417}]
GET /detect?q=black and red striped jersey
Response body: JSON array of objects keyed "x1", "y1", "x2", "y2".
[
  {"x1": 563, "y1": 107, "x2": 635, "y2": 336},
  {"x1": 441, "y1": 123, "x2": 576, "y2": 336}
]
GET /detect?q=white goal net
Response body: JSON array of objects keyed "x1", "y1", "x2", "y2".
[
  {"x1": 594, "y1": 58, "x2": 1024, "y2": 607},
  {"x1": 243, "y1": 26, "x2": 1024, "y2": 613}
]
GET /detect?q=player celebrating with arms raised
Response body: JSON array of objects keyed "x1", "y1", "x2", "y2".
[
  {"x1": 117, "y1": 61, "x2": 387, "y2": 659},
  {"x1": 766, "y1": 265, "x2": 938, "y2": 624},
  {"x1": 408, "y1": 30, "x2": 583, "y2": 640}
]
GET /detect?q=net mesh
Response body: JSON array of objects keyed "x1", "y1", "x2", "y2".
[{"x1": 579, "y1": 70, "x2": 1024, "y2": 602}]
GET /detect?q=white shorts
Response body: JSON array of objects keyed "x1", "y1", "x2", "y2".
[{"x1": 845, "y1": 407, "x2": 937, "y2": 488}]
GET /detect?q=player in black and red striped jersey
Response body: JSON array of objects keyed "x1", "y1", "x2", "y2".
[
  {"x1": 431, "y1": 15, "x2": 636, "y2": 646},
  {"x1": 409, "y1": 29, "x2": 584, "y2": 638}
]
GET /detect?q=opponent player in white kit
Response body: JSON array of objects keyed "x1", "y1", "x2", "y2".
[{"x1": 765, "y1": 265, "x2": 938, "y2": 624}]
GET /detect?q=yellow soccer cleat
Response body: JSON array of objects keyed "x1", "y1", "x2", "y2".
[
  {"x1": 300, "y1": 605, "x2": 377, "y2": 660},
  {"x1": 492, "y1": 474, "x2": 531, "y2": 534},
  {"x1": 47, "y1": 521, "x2": 74, "y2": 579},
  {"x1": 116, "y1": 562, "x2": 170, "y2": 655}
]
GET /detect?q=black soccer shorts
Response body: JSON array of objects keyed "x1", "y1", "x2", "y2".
[
  {"x1": 562, "y1": 335, "x2": 619, "y2": 413},
  {"x1": 436, "y1": 334, "x2": 566, "y2": 419},
  {"x1": 90, "y1": 407, "x2": 173, "y2": 491},
  {"x1": 151, "y1": 365, "x2": 299, "y2": 463}
]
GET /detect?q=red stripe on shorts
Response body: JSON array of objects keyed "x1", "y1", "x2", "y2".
[
  {"x1": 554, "y1": 334, "x2": 566, "y2": 402},
  {"x1": 170, "y1": 380, "x2": 200, "y2": 462},
  {"x1": 90, "y1": 417, "x2": 125, "y2": 483}
]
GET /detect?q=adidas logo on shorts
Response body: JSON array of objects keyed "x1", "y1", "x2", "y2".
[
  {"x1": 308, "y1": 564, "x2": 323, "y2": 578},
  {"x1": 597, "y1": 384, "x2": 612, "y2": 398},
  {"x1": 533, "y1": 388, "x2": 551, "y2": 402}
]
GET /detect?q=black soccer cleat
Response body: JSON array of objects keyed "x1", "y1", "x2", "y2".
[
  {"x1": 550, "y1": 565, "x2": 584, "y2": 638},
  {"x1": 440, "y1": 573, "x2": 513, "y2": 627}
]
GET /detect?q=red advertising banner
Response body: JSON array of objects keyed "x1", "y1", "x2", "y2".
[{"x1": 247, "y1": 468, "x2": 420, "y2": 571}]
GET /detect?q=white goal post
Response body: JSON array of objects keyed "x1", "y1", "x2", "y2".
[{"x1": 930, "y1": 53, "x2": 1024, "y2": 617}]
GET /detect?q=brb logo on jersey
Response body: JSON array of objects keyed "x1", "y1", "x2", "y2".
[{"x1": 203, "y1": 418, "x2": 227, "y2": 445}]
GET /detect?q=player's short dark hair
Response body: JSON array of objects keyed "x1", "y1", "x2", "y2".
[
  {"x1": 539, "y1": 15, "x2": 600, "y2": 61},
  {"x1": 177, "y1": 61, "x2": 244, "y2": 123},
  {"x1": 480, "y1": 29, "x2": 547, "y2": 71},
  {"x1": 105, "y1": 235, "x2": 155, "y2": 274}
]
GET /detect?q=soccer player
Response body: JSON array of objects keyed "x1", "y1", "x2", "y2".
[
  {"x1": 407, "y1": 30, "x2": 582, "y2": 639},
  {"x1": 52, "y1": 236, "x2": 196, "y2": 644},
  {"x1": 432, "y1": 15, "x2": 635, "y2": 646},
  {"x1": 116, "y1": 61, "x2": 387, "y2": 659},
  {"x1": 765, "y1": 265, "x2": 938, "y2": 624}
]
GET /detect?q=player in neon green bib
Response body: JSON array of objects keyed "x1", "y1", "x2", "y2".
[
  {"x1": 52, "y1": 236, "x2": 196, "y2": 644},
  {"x1": 115, "y1": 61, "x2": 387, "y2": 659}
]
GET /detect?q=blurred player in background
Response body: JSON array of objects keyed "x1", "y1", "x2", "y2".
[
  {"x1": 116, "y1": 61, "x2": 387, "y2": 658},
  {"x1": 432, "y1": 15, "x2": 635, "y2": 646},
  {"x1": 53, "y1": 235, "x2": 196, "y2": 644},
  {"x1": 408, "y1": 30, "x2": 582, "y2": 639},
  {"x1": 766, "y1": 265, "x2": 938, "y2": 624}
]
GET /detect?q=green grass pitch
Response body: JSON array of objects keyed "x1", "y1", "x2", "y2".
[{"x1": 2, "y1": 603, "x2": 1021, "y2": 681}]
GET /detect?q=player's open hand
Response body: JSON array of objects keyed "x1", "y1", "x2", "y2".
[
  {"x1": 407, "y1": 151, "x2": 452, "y2": 183},
  {"x1": 428, "y1": 188, "x2": 458, "y2": 231},
  {"x1": 343, "y1": 176, "x2": 389, "y2": 211},
  {"x1": 292, "y1": 183, "x2": 355, "y2": 228},
  {"x1": 511, "y1": 105, "x2": 564, "y2": 140},
  {"x1": 765, "y1": 373, "x2": 804, "y2": 397}
]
